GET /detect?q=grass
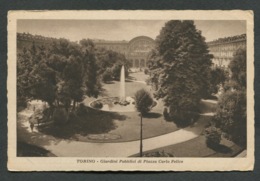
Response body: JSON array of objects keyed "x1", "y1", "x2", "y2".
[
  {"x1": 38, "y1": 72, "x2": 179, "y2": 142},
  {"x1": 101, "y1": 81, "x2": 149, "y2": 98},
  {"x1": 17, "y1": 141, "x2": 56, "y2": 157},
  {"x1": 131, "y1": 135, "x2": 243, "y2": 157},
  {"x1": 39, "y1": 106, "x2": 178, "y2": 143}
]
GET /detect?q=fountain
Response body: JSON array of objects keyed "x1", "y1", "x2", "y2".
[
  {"x1": 120, "y1": 65, "x2": 126, "y2": 101},
  {"x1": 89, "y1": 65, "x2": 135, "y2": 112}
]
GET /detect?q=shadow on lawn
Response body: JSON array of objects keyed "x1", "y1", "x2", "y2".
[
  {"x1": 17, "y1": 141, "x2": 56, "y2": 157},
  {"x1": 38, "y1": 107, "x2": 127, "y2": 139},
  {"x1": 208, "y1": 143, "x2": 232, "y2": 154},
  {"x1": 143, "y1": 112, "x2": 162, "y2": 119},
  {"x1": 126, "y1": 75, "x2": 137, "y2": 81},
  {"x1": 103, "y1": 81, "x2": 115, "y2": 84}
]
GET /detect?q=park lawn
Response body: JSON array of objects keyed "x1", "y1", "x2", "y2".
[
  {"x1": 37, "y1": 72, "x2": 216, "y2": 144},
  {"x1": 133, "y1": 135, "x2": 243, "y2": 157},
  {"x1": 101, "y1": 81, "x2": 149, "y2": 98},
  {"x1": 17, "y1": 141, "x2": 56, "y2": 157},
  {"x1": 38, "y1": 107, "x2": 178, "y2": 143},
  {"x1": 63, "y1": 72, "x2": 179, "y2": 143},
  {"x1": 128, "y1": 71, "x2": 149, "y2": 82}
]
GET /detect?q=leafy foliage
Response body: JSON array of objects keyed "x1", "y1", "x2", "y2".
[
  {"x1": 17, "y1": 37, "x2": 102, "y2": 115},
  {"x1": 95, "y1": 48, "x2": 131, "y2": 81},
  {"x1": 204, "y1": 126, "x2": 222, "y2": 147},
  {"x1": 212, "y1": 48, "x2": 247, "y2": 147},
  {"x1": 213, "y1": 89, "x2": 246, "y2": 147},
  {"x1": 147, "y1": 20, "x2": 213, "y2": 124},
  {"x1": 92, "y1": 102, "x2": 103, "y2": 109},
  {"x1": 80, "y1": 39, "x2": 101, "y2": 98},
  {"x1": 134, "y1": 89, "x2": 154, "y2": 115},
  {"x1": 207, "y1": 67, "x2": 228, "y2": 96},
  {"x1": 229, "y1": 48, "x2": 246, "y2": 89}
]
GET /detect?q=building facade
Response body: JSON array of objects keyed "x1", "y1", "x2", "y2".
[
  {"x1": 17, "y1": 33, "x2": 246, "y2": 68},
  {"x1": 93, "y1": 36, "x2": 155, "y2": 68},
  {"x1": 207, "y1": 34, "x2": 246, "y2": 68}
]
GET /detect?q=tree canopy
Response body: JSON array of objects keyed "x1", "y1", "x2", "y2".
[
  {"x1": 17, "y1": 38, "x2": 101, "y2": 112},
  {"x1": 134, "y1": 89, "x2": 154, "y2": 115},
  {"x1": 213, "y1": 48, "x2": 247, "y2": 147},
  {"x1": 95, "y1": 48, "x2": 131, "y2": 82},
  {"x1": 147, "y1": 20, "x2": 213, "y2": 123}
]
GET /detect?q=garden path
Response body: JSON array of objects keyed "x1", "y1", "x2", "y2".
[{"x1": 17, "y1": 102, "x2": 214, "y2": 157}]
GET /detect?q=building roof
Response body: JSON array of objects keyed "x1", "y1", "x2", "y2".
[{"x1": 207, "y1": 34, "x2": 246, "y2": 45}]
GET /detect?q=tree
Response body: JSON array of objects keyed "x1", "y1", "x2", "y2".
[
  {"x1": 229, "y1": 48, "x2": 246, "y2": 89},
  {"x1": 95, "y1": 48, "x2": 131, "y2": 81},
  {"x1": 17, "y1": 35, "x2": 104, "y2": 125},
  {"x1": 213, "y1": 90, "x2": 246, "y2": 147},
  {"x1": 62, "y1": 55, "x2": 84, "y2": 110},
  {"x1": 80, "y1": 39, "x2": 102, "y2": 98},
  {"x1": 213, "y1": 48, "x2": 247, "y2": 147},
  {"x1": 147, "y1": 20, "x2": 213, "y2": 125},
  {"x1": 207, "y1": 67, "x2": 228, "y2": 96},
  {"x1": 17, "y1": 47, "x2": 33, "y2": 106},
  {"x1": 134, "y1": 89, "x2": 154, "y2": 157}
]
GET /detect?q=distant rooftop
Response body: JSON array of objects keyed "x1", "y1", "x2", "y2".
[
  {"x1": 207, "y1": 34, "x2": 246, "y2": 45},
  {"x1": 91, "y1": 39, "x2": 128, "y2": 44}
]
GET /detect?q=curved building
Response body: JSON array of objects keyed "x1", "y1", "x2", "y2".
[{"x1": 93, "y1": 36, "x2": 155, "y2": 68}]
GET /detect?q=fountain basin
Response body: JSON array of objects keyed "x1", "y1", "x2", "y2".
[{"x1": 89, "y1": 97, "x2": 136, "y2": 112}]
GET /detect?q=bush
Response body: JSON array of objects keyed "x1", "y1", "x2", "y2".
[
  {"x1": 92, "y1": 101, "x2": 103, "y2": 109},
  {"x1": 68, "y1": 111, "x2": 79, "y2": 122},
  {"x1": 102, "y1": 68, "x2": 113, "y2": 82},
  {"x1": 143, "y1": 151, "x2": 174, "y2": 157},
  {"x1": 134, "y1": 89, "x2": 154, "y2": 114},
  {"x1": 169, "y1": 109, "x2": 199, "y2": 127},
  {"x1": 53, "y1": 107, "x2": 69, "y2": 125},
  {"x1": 204, "y1": 126, "x2": 221, "y2": 147},
  {"x1": 111, "y1": 64, "x2": 129, "y2": 81},
  {"x1": 213, "y1": 89, "x2": 246, "y2": 147}
]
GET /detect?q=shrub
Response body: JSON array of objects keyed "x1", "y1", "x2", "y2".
[
  {"x1": 102, "y1": 68, "x2": 113, "y2": 82},
  {"x1": 53, "y1": 107, "x2": 69, "y2": 125},
  {"x1": 68, "y1": 111, "x2": 79, "y2": 122},
  {"x1": 213, "y1": 89, "x2": 246, "y2": 147},
  {"x1": 134, "y1": 89, "x2": 154, "y2": 114},
  {"x1": 111, "y1": 64, "x2": 129, "y2": 81},
  {"x1": 92, "y1": 101, "x2": 103, "y2": 109},
  {"x1": 143, "y1": 150, "x2": 174, "y2": 157},
  {"x1": 169, "y1": 109, "x2": 199, "y2": 127},
  {"x1": 204, "y1": 126, "x2": 221, "y2": 147}
]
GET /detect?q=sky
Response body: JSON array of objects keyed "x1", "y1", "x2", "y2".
[{"x1": 17, "y1": 20, "x2": 246, "y2": 42}]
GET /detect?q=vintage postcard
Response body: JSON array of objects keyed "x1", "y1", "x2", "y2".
[{"x1": 7, "y1": 10, "x2": 254, "y2": 171}]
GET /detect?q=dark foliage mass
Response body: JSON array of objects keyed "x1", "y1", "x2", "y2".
[
  {"x1": 16, "y1": 38, "x2": 102, "y2": 125},
  {"x1": 17, "y1": 36, "x2": 131, "y2": 114},
  {"x1": 95, "y1": 47, "x2": 131, "y2": 82},
  {"x1": 134, "y1": 89, "x2": 154, "y2": 115},
  {"x1": 212, "y1": 48, "x2": 247, "y2": 148},
  {"x1": 147, "y1": 20, "x2": 213, "y2": 125}
]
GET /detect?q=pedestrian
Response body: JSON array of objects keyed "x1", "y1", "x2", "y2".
[{"x1": 30, "y1": 122, "x2": 34, "y2": 132}]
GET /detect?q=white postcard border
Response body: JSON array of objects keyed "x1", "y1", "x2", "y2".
[{"x1": 7, "y1": 10, "x2": 254, "y2": 171}]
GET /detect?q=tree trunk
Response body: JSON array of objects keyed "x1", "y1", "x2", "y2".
[
  {"x1": 47, "y1": 102, "x2": 54, "y2": 121},
  {"x1": 73, "y1": 100, "x2": 76, "y2": 111},
  {"x1": 140, "y1": 113, "x2": 143, "y2": 157}
]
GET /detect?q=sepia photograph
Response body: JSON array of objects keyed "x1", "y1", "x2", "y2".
[{"x1": 7, "y1": 10, "x2": 254, "y2": 171}]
